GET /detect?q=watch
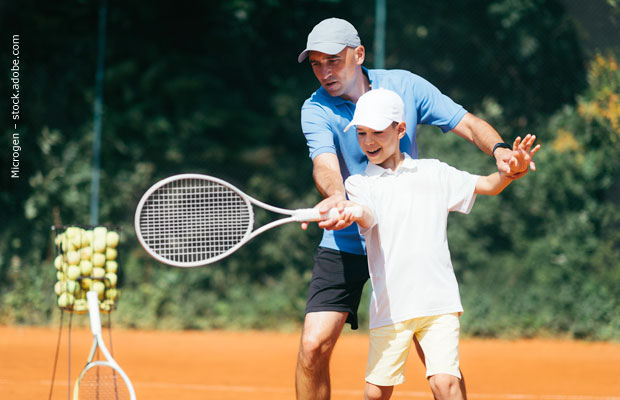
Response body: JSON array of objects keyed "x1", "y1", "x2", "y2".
[{"x1": 492, "y1": 142, "x2": 512, "y2": 158}]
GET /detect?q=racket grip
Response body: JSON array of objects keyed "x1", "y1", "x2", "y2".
[
  {"x1": 293, "y1": 206, "x2": 363, "y2": 222},
  {"x1": 343, "y1": 205, "x2": 363, "y2": 218},
  {"x1": 327, "y1": 206, "x2": 362, "y2": 219}
]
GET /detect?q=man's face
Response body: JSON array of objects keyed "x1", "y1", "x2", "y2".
[
  {"x1": 356, "y1": 122, "x2": 405, "y2": 169},
  {"x1": 308, "y1": 47, "x2": 363, "y2": 98}
]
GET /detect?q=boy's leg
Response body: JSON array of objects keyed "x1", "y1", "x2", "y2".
[
  {"x1": 415, "y1": 313, "x2": 464, "y2": 400},
  {"x1": 365, "y1": 321, "x2": 417, "y2": 396},
  {"x1": 413, "y1": 337, "x2": 467, "y2": 399},
  {"x1": 428, "y1": 374, "x2": 463, "y2": 400},
  {"x1": 364, "y1": 382, "x2": 394, "y2": 400}
]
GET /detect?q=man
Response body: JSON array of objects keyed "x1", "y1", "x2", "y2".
[{"x1": 296, "y1": 18, "x2": 524, "y2": 400}]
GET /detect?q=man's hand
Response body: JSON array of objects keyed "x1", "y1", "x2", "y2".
[
  {"x1": 494, "y1": 147, "x2": 513, "y2": 174},
  {"x1": 507, "y1": 134, "x2": 541, "y2": 178}
]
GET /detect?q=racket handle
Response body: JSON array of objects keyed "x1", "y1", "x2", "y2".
[
  {"x1": 86, "y1": 291, "x2": 102, "y2": 336},
  {"x1": 342, "y1": 205, "x2": 363, "y2": 218},
  {"x1": 293, "y1": 206, "x2": 363, "y2": 221}
]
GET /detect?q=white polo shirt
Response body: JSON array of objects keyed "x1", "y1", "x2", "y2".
[{"x1": 345, "y1": 154, "x2": 479, "y2": 329}]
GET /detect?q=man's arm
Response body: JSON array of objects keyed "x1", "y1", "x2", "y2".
[
  {"x1": 301, "y1": 153, "x2": 353, "y2": 231},
  {"x1": 452, "y1": 112, "x2": 514, "y2": 174}
]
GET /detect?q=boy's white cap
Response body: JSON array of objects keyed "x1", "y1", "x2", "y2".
[
  {"x1": 298, "y1": 18, "x2": 361, "y2": 63},
  {"x1": 344, "y1": 89, "x2": 405, "y2": 132}
]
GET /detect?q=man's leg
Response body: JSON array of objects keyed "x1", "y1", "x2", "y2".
[{"x1": 295, "y1": 311, "x2": 348, "y2": 400}]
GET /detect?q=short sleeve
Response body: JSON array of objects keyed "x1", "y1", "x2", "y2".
[
  {"x1": 437, "y1": 161, "x2": 479, "y2": 214},
  {"x1": 411, "y1": 73, "x2": 467, "y2": 133},
  {"x1": 345, "y1": 175, "x2": 377, "y2": 233},
  {"x1": 301, "y1": 100, "x2": 337, "y2": 160}
]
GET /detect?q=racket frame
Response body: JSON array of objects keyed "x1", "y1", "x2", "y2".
[{"x1": 135, "y1": 174, "x2": 346, "y2": 267}]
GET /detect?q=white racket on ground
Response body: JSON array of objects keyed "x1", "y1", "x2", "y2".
[
  {"x1": 134, "y1": 173, "x2": 361, "y2": 267},
  {"x1": 73, "y1": 291, "x2": 136, "y2": 400}
]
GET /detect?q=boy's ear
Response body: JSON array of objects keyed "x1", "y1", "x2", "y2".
[{"x1": 397, "y1": 121, "x2": 407, "y2": 139}]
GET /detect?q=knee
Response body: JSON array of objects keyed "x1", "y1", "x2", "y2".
[
  {"x1": 429, "y1": 374, "x2": 462, "y2": 400},
  {"x1": 298, "y1": 333, "x2": 334, "y2": 368},
  {"x1": 364, "y1": 383, "x2": 393, "y2": 400}
]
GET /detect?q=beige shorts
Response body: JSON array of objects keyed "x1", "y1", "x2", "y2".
[{"x1": 366, "y1": 313, "x2": 461, "y2": 386}]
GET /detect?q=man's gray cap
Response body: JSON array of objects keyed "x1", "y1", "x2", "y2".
[{"x1": 298, "y1": 18, "x2": 361, "y2": 63}]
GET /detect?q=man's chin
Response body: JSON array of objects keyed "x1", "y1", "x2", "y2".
[{"x1": 323, "y1": 84, "x2": 343, "y2": 97}]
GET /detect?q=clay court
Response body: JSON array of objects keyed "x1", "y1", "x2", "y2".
[{"x1": 2, "y1": 325, "x2": 620, "y2": 400}]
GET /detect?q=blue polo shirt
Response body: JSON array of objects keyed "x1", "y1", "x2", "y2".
[{"x1": 301, "y1": 67, "x2": 467, "y2": 255}]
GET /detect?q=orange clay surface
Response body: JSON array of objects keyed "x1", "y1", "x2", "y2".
[{"x1": 1, "y1": 325, "x2": 620, "y2": 400}]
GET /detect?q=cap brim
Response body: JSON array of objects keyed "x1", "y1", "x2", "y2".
[
  {"x1": 297, "y1": 42, "x2": 348, "y2": 63},
  {"x1": 344, "y1": 121, "x2": 355, "y2": 132},
  {"x1": 347, "y1": 117, "x2": 394, "y2": 132}
]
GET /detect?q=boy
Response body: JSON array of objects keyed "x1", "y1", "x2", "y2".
[{"x1": 338, "y1": 89, "x2": 540, "y2": 400}]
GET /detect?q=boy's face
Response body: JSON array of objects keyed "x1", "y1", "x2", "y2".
[
  {"x1": 356, "y1": 122, "x2": 406, "y2": 169},
  {"x1": 309, "y1": 46, "x2": 364, "y2": 99}
]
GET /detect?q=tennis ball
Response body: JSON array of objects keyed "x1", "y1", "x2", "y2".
[
  {"x1": 54, "y1": 233, "x2": 64, "y2": 248},
  {"x1": 104, "y1": 272, "x2": 117, "y2": 288},
  {"x1": 105, "y1": 260, "x2": 118, "y2": 273},
  {"x1": 66, "y1": 265, "x2": 81, "y2": 280},
  {"x1": 92, "y1": 267, "x2": 106, "y2": 279},
  {"x1": 81, "y1": 246, "x2": 93, "y2": 260},
  {"x1": 65, "y1": 279, "x2": 79, "y2": 294},
  {"x1": 93, "y1": 238, "x2": 106, "y2": 253},
  {"x1": 57, "y1": 234, "x2": 68, "y2": 252},
  {"x1": 106, "y1": 231, "x2": 120, "y2": 248},
  {"x1": 92, "y1": 253, "x2": 106, "y2": 268},
  {"x1": 80, "y1": 260, "x2": 93, "y2": 276},
  {"x1": 81, "y1": 278, "x2": 93, "y2": 290},
  {"x1": 91, "y1": 281, "x2": 105, "y2": 298},
  {"x1": 66, "y1": 250, "x2": 81, "y2": 266},
  {"x1": 54, "y1": 281, "x2": 63, "y2": 296},
  {"x1": 81, "y1": 230, "x2": 92, "y2": 247},
  {"x1": 54, "y1": 255, "x2": 63, "y2": 270},
  {"x1": 73, "y1": 299, "x2": 87, "y2": 312},
  {"x1": 93, "y1": 227, "x2": 107, "y2": 242},
  {"x1": 66, "y1": 227, "x2": 84, "y2": 250},
  {"x1": 58, "y1": 292, "x2": 75, "y2": 308},
  {"x1": 105, "y1": 247, "x2": 117, "y2": 261},
  {"x1": 57, "y1": 271, "x2": 65, "y2": 281},
  {"x1": 106, "y1": 288, "x2": 118, "y2": 300}
]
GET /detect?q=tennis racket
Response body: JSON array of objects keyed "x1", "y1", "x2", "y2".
[
  {"x1": 73, "y1": 291, "x2": 136, "y2": 400},
  {"x1": 134, "y1": 173, "x2": 361, "y2": 267}
]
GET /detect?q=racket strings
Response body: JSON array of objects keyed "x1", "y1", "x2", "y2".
[
  {"x1": 78, "y1": 365, "x2": 131, "y2": 400},
  {"x1": 139, "y1": 178, "x2": 252, "y2": 263}
]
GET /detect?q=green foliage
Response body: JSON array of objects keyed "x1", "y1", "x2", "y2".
[
  {"x1": 420, "y1": 52, "x2": 620, "y2": 340},
  {"x1": 0, "y1": 1, "x2": 617, "y2": 340}
]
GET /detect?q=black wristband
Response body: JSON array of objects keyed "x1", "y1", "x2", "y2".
[{"x1": 492, "y1": 142, "x2": 512, "y2": 158}]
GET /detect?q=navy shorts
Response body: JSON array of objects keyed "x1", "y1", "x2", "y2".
[{"x1": 305, "y1": 247, "x2": 370, "y2": 330}]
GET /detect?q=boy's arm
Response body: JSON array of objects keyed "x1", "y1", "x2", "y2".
[
  {"x1": 475, "y1": 134, "x2": 541, "y2": 196},
  {"x1": 475, "y1": 172, "x2": 512, "y2": 195}
]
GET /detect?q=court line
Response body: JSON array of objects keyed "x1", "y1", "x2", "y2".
[{"x1": 19, "y1": 379, "x2": 620, "y2": 400}]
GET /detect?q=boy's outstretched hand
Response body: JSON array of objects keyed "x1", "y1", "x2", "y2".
[{"x1": 507, "y1": 134, "x2": 541, "y2": 178}]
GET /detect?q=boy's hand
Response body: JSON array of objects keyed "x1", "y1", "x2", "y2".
[
  {"x1": 507, "y1": 134, "x2": 541, "y2": 178},
  {"x1": 301, "y1": 193, "x2": 354, "y2": 231}
]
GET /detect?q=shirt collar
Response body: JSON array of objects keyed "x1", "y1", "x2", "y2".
[{"x1": 364, "y1": 153, "x2": 418, "y2": 177}]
